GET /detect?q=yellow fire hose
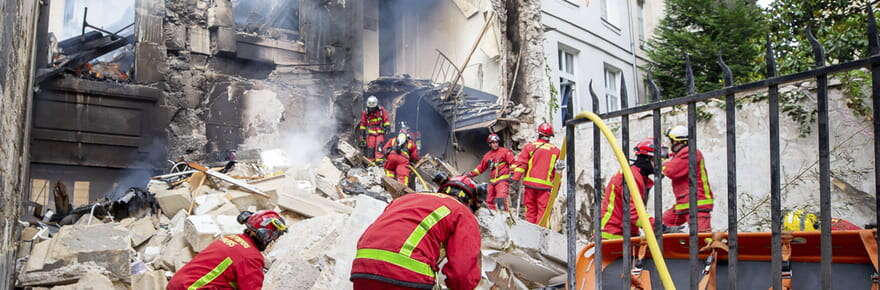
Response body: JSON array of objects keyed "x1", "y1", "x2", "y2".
[
  {"x1": 408, "y1": 165, "x2": 432, "y2": 191},
  {"x1": 573, "y1": 111, "x2": 676, "y2": 290}
]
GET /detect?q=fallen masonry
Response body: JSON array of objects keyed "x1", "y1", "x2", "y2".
[{"x1": 16, "y1": 151, "x2": 567, "y2": 289}]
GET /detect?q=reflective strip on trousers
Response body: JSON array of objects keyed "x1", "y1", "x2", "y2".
[
  {"x1": 490, "y1": 174, "x2": 510, "y2": 183},
  {"x1": 188, "y1": 257, "x2": 233, "y2": 290},
  {"x1": 355, "y1": 206, "x2": 451, "y2": 278},
  {"x1": 601, "y1": 231, "x2": 624, "y2": 240},
  {"x1": 674, "y1": 198, "x2": 714, "y2": 210}
]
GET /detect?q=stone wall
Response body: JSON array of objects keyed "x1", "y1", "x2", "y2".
[
  {"x1": 567, "y1": 80, "x2": 877, "y2": 234},
  {"x1": 0, "y1": 0, "x2": 39, "y2": 288}
]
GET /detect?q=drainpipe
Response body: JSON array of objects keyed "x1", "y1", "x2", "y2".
[{"x1": 624, "y1": 0, "x2": 640, "y2": 104}]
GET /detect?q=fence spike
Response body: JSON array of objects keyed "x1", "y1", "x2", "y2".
[
  {"x1": 685, "y1": 54, "x2": 696, "y2": 95},
  {"x1": 868, "y1": 2, "x2": 879, "y2": 56},
  {"x1": 718, "y1": 53, "x2": 733, "y2": 87},
  {"x1": 648, "y1": 73, "x2": 662, "y2": 102},
  {"x1": 806, "y1": 26, "x2": 826, "y2": 67},
  {"x1": 589, "y1": 80, "x2": 600, "y2": 112},
  {"x1": 766, "y1": 36, "x2": 778, "y2": 78}
]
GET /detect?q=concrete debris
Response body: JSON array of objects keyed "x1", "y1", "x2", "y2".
[
  {"x1": 49, "y1": 270, "x2": 115, "y2": 290},
  {"x1": 149, "y1": 181, "x2": 193, "y2": 218},
  {"x1": 21, "y1": 152, "x2": 563, "y2": 289},
  {"x1": 336, "y1": 139, "x2": 364, "y2": 166},
  {"x1": 132, "y1": 270, "x2": 169, "y2": 290}
]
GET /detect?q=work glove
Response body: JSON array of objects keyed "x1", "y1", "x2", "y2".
[{"x1": 555, "y1": 160, "x2": 567, "y2": 171}]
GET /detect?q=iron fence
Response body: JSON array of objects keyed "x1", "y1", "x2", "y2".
[{"x1": 563, "y1": 4, "x2": 880, "y2": 290}]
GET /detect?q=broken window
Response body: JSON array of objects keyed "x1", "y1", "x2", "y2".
[
  {"x1": 604, "y1": 65, "x2": 621, "y2": 112},
  {"x1": 233, "y1": 0, "x2": 300, "y2": 37}
]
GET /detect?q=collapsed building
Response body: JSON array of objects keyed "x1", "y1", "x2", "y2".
[{"x1": 0, "y1": 0, "x2": 567, "y2": 289}]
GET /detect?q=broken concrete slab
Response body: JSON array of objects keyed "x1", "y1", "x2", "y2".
[
  {"x1": 226, "y1": 189, "x2": 273, "y2": 210},
  {"x1": 184, "y1": 215, "x2": 221, "y2": 252},
  {"x1": 128, "y1": 217, "x2": 158, "y2": 247},
  {"x1": 22, "y1": 223, "x2": 132, "y2": 282},
  {"x1": 476, "y1": 211, "x2": 567, "y2": 285},
  {"x1": 215, "y1": 215, "x2": 246, "y2": 235},
  {"x1": 381, "y1": 176, "x2": 413, "y2": 198},
  {"x1": 156, "y1": 231, "x2": 195, "y2": 272},
  {"x1": 207, "y1": 4, "x2": 233, "y2": 28},
  {"x1": 270, "y1": 190, "x2": 334, "y2": 218},
  {"x1": 149, "y1": 181, "x2": 192, "y2": 218},
  {"x1": 132, "y1": 270, "x2": 169, "y2": 290},
  {"x1": 206, "y1": 200, "x2": 241, "y2": 216},
  {"x1": 315, "y1": 174, "x2": 342, "y2": 200},
  {"x1": 263, "y1": 256, "x2": 320, "y2": 289},
  {"x1": 316, "y1": 157, "x2": 343, "y2": 182},
  {"x1": 337, "y1": 139, "x2": 363, "y2": 166},
  {"x1": 43, "y1": 270, "x2": 115, "y2": 290},
  {"x1": 193, "y1": 194, "x2": 226, "y2": 215}
]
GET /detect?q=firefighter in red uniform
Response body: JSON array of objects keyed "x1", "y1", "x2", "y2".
[
  {"x1": 359, "y1": 95, "x2": 391, "y2": 163},
  {"x1": 350, "y1": 174, "x2": 486, "y2": 290},
  {"x1": 511, "y1": 123, "x2": 563, "y2": 224},
  {"x1": 466, "y1": 133, "x2": 515, "y2": 211},
  {"x1": 599, "y1": 138, "x2": 666, "y2": 240},
  {"x1": 383, "y1": 129, "x2": 420, "y2": 187},
  {"x1": 661, "y1": 125, "x2": 714, "y2": 232},
  {"x1": 168, "y1": 210, "x2": 288, "y2": 290}
]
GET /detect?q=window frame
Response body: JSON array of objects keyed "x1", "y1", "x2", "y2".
[{"x1": 604, "y1": 64, "x2": 622, "y2": 112}]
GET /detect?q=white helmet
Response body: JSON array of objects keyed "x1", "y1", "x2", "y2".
[
  {"x1": 665, "y1": 125, "x2": 688, "y2": 142},
  {"x1": 366, "y1": 96, "x2": 379, "y2": 109}
]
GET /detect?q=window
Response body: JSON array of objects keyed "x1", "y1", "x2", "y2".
[
  {"x1": 600, "y1": 0, "x2": 619, "y2": 27},
  {"x1": 558, "y1": 47, "x2": 577, "y2": 118},
  {"x1": 637, "y1": 1, "x2": 646, "y2": 42},
  {"x1": 558, "y1": 49, "x2": 575, "y2": 75},
  {"x1": 604, "y1": 65, "x2": 621, "y2": 112}
]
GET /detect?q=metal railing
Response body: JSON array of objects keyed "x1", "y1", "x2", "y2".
[{"x1": 563, "y1": 4, "x2": 880, "y2": 290}]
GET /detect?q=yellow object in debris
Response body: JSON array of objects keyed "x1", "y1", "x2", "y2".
[
  {"x1": 408, "y1": 165, "x2": 432, "y2": 192},
  {"x1": 783, "y1": 209, "x2": 819, "y2": 231}
]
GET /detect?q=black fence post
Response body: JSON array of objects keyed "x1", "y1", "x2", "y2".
[
  {"x1": 685, "y1": 54, "x2": 700, "y2": 290},
  {"x1": 807, "y1": 26, "x2": 833, "y2": 289},
  {"x1": 648, "y1": 74, "x2": 664, "y2": 249},
  {"x1": 719, "y1": 53, "x2": 738, "y2": 290},
  {"x1": 590, "y1": 81, "x2": 604, "y2": 289},
  {"x1": 564, "y1": 79, "x2": 578, "y2": 290},
  {"x1": 620, "y1": 76, "x2": 632, "y2": 289},
  {"x1": 866, "y1": 2, "x2": 880, "y2": 262},
  {"x1": 765, "y1": 37, "x2": 783, "y2": 290}
]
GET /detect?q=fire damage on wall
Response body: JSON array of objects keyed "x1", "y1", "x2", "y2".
[{"x1": 12, "y1": 0, "x2": 564, "y2": 289}]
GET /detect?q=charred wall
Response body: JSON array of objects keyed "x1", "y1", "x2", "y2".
[
  {"x1": 158, "y1": 0, "x2": 359, "y2": 164},
  {"x1": 0, "y1": 0, "x2": 39, "y2": 288}
]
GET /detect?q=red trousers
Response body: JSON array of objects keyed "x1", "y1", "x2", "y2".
[
  {"x1": 384, "y1": 153, "x2": 411, "y2": 186},
  {"x1": 523, "y1": 187, "x2": 551, "y2": 224},
  {"x1": 365, "y1": 134, "x2": 385, "y2": 161},
  {"x1": 662, "y1": 208, "x2": 712, "y2": 232},
  {"x1": 487, "y1": 181, "x2": 510, "y2": 210},
  {"x1": 352, "y1": 278, "x2": 420, "y2": 290}
]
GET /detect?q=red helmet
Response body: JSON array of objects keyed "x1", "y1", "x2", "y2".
[
  {"x1": 486, "y1": 133, "x2": 500, "y2": 144},
  {"x1": 237, "y1": 210, "x2": 288, "y2": 250},
  {"x1": 537, "y1": 123, "x2": 554, "y2": 137},
  {"x1": 438, "y1": 175, "x2": 487, "y2": 211},
  {"x1": 633, "y1": 137, "x2": 668, "y2": 158}
]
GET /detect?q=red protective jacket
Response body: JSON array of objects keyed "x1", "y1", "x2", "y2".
[
  {"x1": 359, "y1": 107, "x2": 391, "y2": 135},
  {"x1": 600, "y1": 165, "x2": 654, "y2": 239},
  {"x1": 168, "y1": 234, "x2": 264, "y2": 290},
  {"x1": 662, "y1": 146, "x2": 714, "y2": 213},
  {"x1": 383, "y1": 137, "x2": 420, "y2": 162},
  {"x1": 467, "y1": 147, "x2": 515, "y2": 184},
  {"x1": 512, "y1": 139, "x2": 561, "y2": 190},
  {"x1": 350, "y1": 193, "x2": 481, "y2": 290}
]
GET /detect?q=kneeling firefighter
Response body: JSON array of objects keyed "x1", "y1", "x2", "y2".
[{"x1": 350, "y1": 174, "x2": 487, "y2": 290}]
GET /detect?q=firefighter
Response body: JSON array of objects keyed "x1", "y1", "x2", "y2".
[
  {"x1": 168, "y1": 210, "x2": 288, "y2": 290},
  {"x1": 661, "y1": 125, "x2": 714, "y2": 233},
  {"x1": 511, "y1": 123, "x2": 563, "y2": 224},
  {"x1": 466, "y1": 133, "x2": 515, "y2": 211},
  {"x1": 350, "y1": 174, "x2": 486, "y2": 290},
  {"x1": 359, "y1": 95, "x2": 391, "y2": 163},
  {"x1": 599, "y1": 138, "x2": 666, "y2": 240},
  {"x1": 383, "y1": 129, "x2": 420, "y2": 187}
]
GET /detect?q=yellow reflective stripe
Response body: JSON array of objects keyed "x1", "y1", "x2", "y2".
[
  {"x1": 523, "y1": 176, "x2": 553, "y2": 186},
  {"x1": 600, "y1": 185, "x2": 616, "y2": 229},
  {"x1": 470, "y1": 169, "x2": 481, "y2": 175},
  {"x1": 513, "y1": 167, "x2": 525, "y2": 173},
  {"x1": 700, "y1": 160, "x2": 712, "y2": 199},
  {"x1": 367, "y1": 129, "x2": 385, "y2": 134},
  {"x1": 383, "y1": 122, "x2": 391, "y2": 127},
  {"x1": 601, "y1": 231, "x2": 623, "y2": 240},
  {"x1": 188, "y1": 257, "x2": 233, "y2": 290},
  {"x1": 369, "y1": 117, "x2": 383, "y2": 122},
  {"x1": 356, "y1": 249, "x2": 435, "y2": 278},
  {"x1": 490, "y1": 174, "x2": 510, "y2": 183},
  {"x1": 400, "y1": 206, "x2": 451, "y2": 256},
  {"x1": 674, "y1": 199, "x2": 715, "y2": 210},
  {"x1": 546, "y1": 153, "x2": 558, "y2": 179}
]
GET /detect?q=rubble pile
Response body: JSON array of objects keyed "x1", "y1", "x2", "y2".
[{"x1": 17, "y1": 139, "x2": 567, "y2": 289}]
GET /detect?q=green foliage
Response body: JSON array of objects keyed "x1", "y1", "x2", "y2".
[
  {"x1": 646, "y1": 0, "x2": 767, "y2": 100},
  {"x1": 546, "y1": 62, "x2": 560, "y2": 119}
]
